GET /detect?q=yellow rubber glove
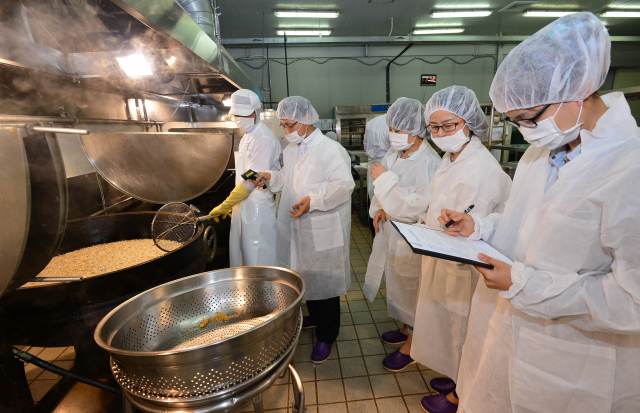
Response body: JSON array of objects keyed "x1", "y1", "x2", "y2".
[{"x1": 209, "y1": 183, "x2": 252, "y2": 222}]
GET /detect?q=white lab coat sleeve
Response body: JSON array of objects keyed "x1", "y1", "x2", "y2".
[
  {"x1": 500, "y1": 171, "x2": 640, "y2": 334},
  {"x1": 308, "y1": 149, "x2": 356, "y2": 212},
  {"x1": 373, "y1": 170, "x2": 431, "y2": 221},
  {"x1": 267, "y1": 170, "x2": 285, "y2": 194},
  {"x1": 369, "y1": 194, "x2": 383, "y2": 218},
  {"x1": 468, "y1": 213, "x2": 502, "y2": 241}
]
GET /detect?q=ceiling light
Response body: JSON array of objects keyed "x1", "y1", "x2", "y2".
[
  {"x1": 277, "y1": 30, "x2": 331, "y2": 36},
  {"x1": 523, "y1": 10, "x2": 578, "y2": 17},
  {"x1": 431, "y1": 10, "x2": 492, "y2": 18},
  {"x1": 413, "y1": 27, "x2": 465, "y2": 34},
  {"x1": 166, "y1": 56, "x2": 176, "y2": 66},
  {"x1": 275, "y1": 11, "x2": 339, "y2": 18},
  {"x1": 602, "y1": 10, "x2": 640, "y2": 17},
  {"x1": 115, "y1": 55, "x2": 153, "y2": 77},
  {"x1": 222, "y1": 93, "x2": 232, "y2": 106}
]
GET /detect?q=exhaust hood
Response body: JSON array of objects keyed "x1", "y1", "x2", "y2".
[{"x1": 0, "y1": 0, "x2": 261, "y2": 103}]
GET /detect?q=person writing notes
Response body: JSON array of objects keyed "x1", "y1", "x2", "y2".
[
  {"x1": 439, "y1": 13, "x2": 640, "y2": 413},
  {"x1": 410, "y1": 86, "x2": 512, "y2": 413}
]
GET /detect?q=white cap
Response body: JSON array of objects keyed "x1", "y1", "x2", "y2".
[
  {"x1": 229, "y1": 89, "x2": 262, "y2": 116},
  {"x1": 326, "y1": 131, "x2": 338, "y2": 141}
]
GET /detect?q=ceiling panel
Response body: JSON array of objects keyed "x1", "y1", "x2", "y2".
[{"x1": 214, "y1": 0, "x2": 640, "y2": 39}]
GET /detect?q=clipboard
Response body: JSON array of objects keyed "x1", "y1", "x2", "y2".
[{"x1": 390, "y1": 221, "x2": 513, "y2": 269}]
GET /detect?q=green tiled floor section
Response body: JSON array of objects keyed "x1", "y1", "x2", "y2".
[{"x1": 22, "y1": 216, "x2": 447, "y2": 412}]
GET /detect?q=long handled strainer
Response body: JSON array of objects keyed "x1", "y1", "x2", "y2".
[{"x1": 151, "y1": 202, "x2": 219, "y2": 252}]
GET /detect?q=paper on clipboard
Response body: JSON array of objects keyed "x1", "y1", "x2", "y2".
[{"x1": 391, "y1": 221, "x2": 513, "y2": 269}]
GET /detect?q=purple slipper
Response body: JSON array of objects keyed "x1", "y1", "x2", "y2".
[
  {"x1": 302, "y1": 316, "x2": 316, "y2": 329},
  {"x1": 311, "y1": 342, "x2": 332, "y2": 364},
  {"x1": 430, "y1": 377, "x2": 456, "y2": 394},
  {"x1": 421, "y1": 394, "x2": 458, "y2": 413},
  {"x1": 382, "y1": 349, "x2": 416, "y2": 372},
  {"x1": 381, "y1": 329, "x2": 408, "y2": 345}
]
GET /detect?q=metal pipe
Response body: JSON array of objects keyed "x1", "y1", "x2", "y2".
[
  {"x1": 0, "y1": 115, "x2": 76, "y2": 124},
  {"x1": 266, "y1": 43, "x2": 273, "y2": 109},
  {"x1": 18, "y1": 277, "x2": 83, "y2": 283},
  {"x1": 32, "y1": 126, "x2": 89, "y2": 135},
  {"x1": 90, "y1": 197, "x2": 136, "y2": 217},
  {"x1": 284, "y1": 33, "x2": 290, "y2": 97},
  {"x1": 386, "y1": 43, "x2": 414, "y2": 103},
  {"x1": 289, "y1": 364, "x2": 305, "y2": 413},
  {"x1": 12, "y1": 347, "x2": 122, "y2": 396},
  {"x1": 0, "y1": 114, "x2": 161, "y2": 126}
]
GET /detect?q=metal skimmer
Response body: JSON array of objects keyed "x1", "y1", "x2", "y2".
[
  {"x1": 152, "y1": 202, "x2": 216, "y2": 252},
  {"x1": 94, "y1": 267, "x2": 305, "y2": 406}
]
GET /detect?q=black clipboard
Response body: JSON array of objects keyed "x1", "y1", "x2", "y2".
[{"x1": 390, "y1": 221, "x2": 494, "y2": 269}]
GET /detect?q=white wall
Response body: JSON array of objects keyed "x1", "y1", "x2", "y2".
[
  {"x1": 228, "y1": 43, "x2": 511, "y2": 118},
  {"x1": 228, "y1": 42, "x2": 640, "y2": 119}
]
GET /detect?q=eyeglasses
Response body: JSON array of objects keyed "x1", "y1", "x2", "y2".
[
  {"x1": 279, "y1": 121, "x2": 299, "y2": 130},
  {"x1": 427, "y1": 119, "x2": 465, "y2": 133},
  {"x1": 504, "y1": 104, "x2": 551, "y2": 128}
]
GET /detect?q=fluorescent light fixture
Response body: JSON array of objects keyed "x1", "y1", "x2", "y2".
[
  {"x1": 413, "y1": 27, "x2": 465, "y2": 34},
  {"x1": 431, "y1": 10, "x2": 492, "y2": 18},
  {"x1": 222, "y1": 93, "x2": 232, "y2": 106},
  {"x1": 277, "y1": 30, "x2": 331, "y2": 36},
  {"x1": 115, "y1": 54, "x2": 153, "y2": 77},
  {"x1": 523, "y1": 10, "x2": 578, "y2": 17},
  {"x1": 275, "y1": 11, "x2": 339, "y2": 18},
  {"x1": 602, "y1": 10, "x2": 640, "y2": 17}
]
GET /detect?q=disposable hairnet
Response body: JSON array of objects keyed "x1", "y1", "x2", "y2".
[
  {"x1": 490, "y1": 12, "x2": 610, "y2": 112},
  {"x1": 425, "y1": 85, "x2": 489, "y2": 137},
  {"x1": 386, "y1": 97, "x2": 426, "y2": 137},
  {"x1": 276, "y1": 96, "x2": 320, "y2": 125},
  {"x1": 364, "y1": 115, "x2": 390, "y2": 159},
  {"x1": 325, "y1": 131, "x2": 338, "y2": 141}
]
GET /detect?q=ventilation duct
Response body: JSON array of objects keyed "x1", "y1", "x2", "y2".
[{"x1": 176, "y1": 0, "x2": 216, "y2": 40}]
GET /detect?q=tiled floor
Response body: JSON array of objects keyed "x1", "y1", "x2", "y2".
[
  {"x1": 21, "y1": 216, "x2": 447, "y2": 412},
  {"x1": 21, "y1": 345, "x2": 76, "y2": 403}
]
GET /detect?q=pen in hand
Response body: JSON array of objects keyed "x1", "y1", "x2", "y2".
[{"x1": 444, "y1": 204, "x2": 475, "y2": 228}]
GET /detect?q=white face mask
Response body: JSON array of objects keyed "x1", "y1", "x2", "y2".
[
  {"x1": 389, "y1": 131, "x2": 416, "y2": 151},
  {"x1": 285, "y1": 124, "x2": 309, "y2": 144},
  {"x1": 519, "y1": 102, "x2": 584, "y2": 150},
  {"x1": 432, "y1": 127, "x2": 470, "y2": 153},
  {"x1": 234, "y1": 117, "x2": 256, "y2": 132}
]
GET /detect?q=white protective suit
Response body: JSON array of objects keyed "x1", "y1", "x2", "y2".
[
  {"x1": 457, "y1": 93, "x2": 640, "y2": 413},
  {"x1": 230, "y1": 120, "x2": 282, "y2": 267},
  {"x1": 268, "y1": 129, "x2": 355, "y2": 301},
  {"x1": 410, "y1": 137, "x2": 511, "y2": 380},
  {"x1": 364, "y1": 115, "x2": 390, "y2": 200},
  {"x1": 363, "y1": 141, "x2": 441, "y2": 326}
]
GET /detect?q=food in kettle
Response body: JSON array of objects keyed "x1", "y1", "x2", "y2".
[{"x1": 22, "y1": 239, "x2": 180, "y2": 287}]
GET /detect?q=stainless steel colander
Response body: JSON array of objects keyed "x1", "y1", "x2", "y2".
[{"x1": 94, "y1": 267, "x2": 305, "y2": 406}]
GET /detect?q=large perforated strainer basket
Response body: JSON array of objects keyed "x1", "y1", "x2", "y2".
[{"x1": 94, "y1": 267, "x2": 305, "y2": 406}]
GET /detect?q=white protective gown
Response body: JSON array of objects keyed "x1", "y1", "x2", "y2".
[
  {"x1": 410, "y1": 137, "x2": 511, "y2": 381},
  {"x1": 364, "y1": 115, "x2": 390, "y2": 200},
  {"x1": 363, "y1": 141, "x2": 441, "y2": 326},
  {"x1": 268, "y1": 129, "x2": 355, "y2": 301},
  {"x1": 457, "y1": 93, "x2": 640, "y2": 413},
  {"x1": 229, "y1": 120, "x2": 282, "y2": 267}
]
